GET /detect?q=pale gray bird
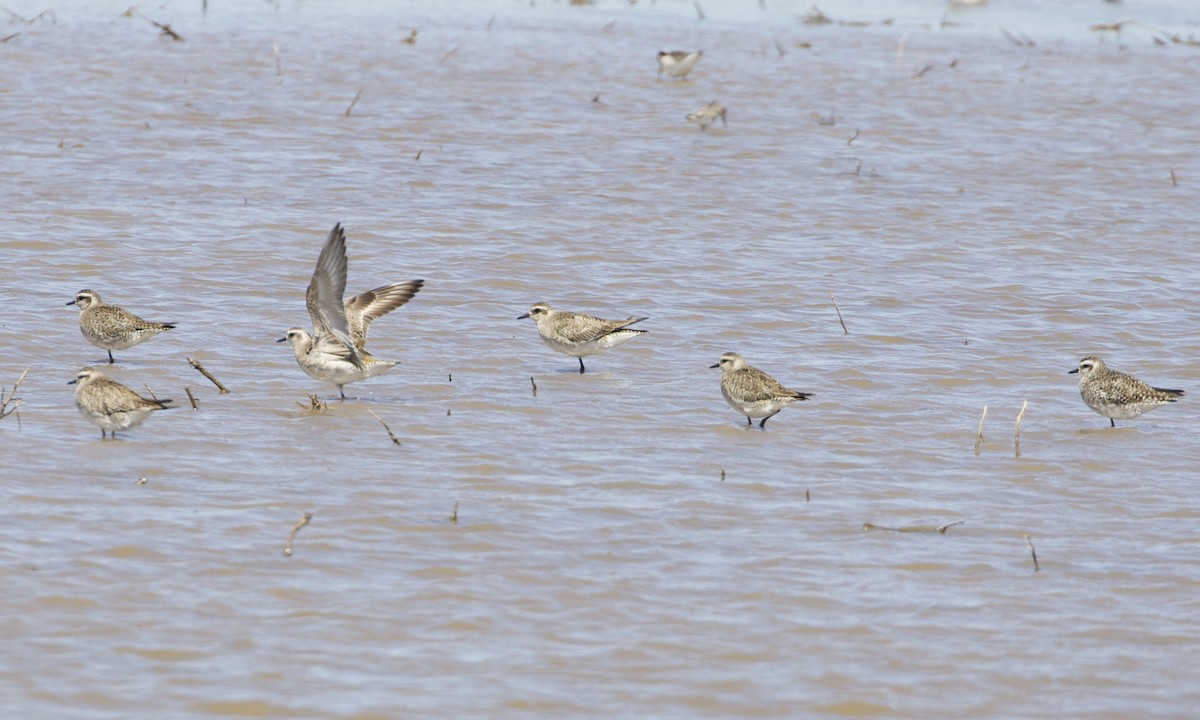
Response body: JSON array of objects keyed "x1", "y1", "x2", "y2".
[
  {"x1": 657, "y1": 49, "x2": 702, "y2": 80},
  {"x1": 711, "y1": 352, "x2": 812, "y2": 429},
  {"x1": 70, "y1": 366, "x2": 173, "y2": 438},
  {"x1": 1069, "y1": 355, "x2": 1182, "y2": 427},
  {"x1": 68, "y1": 289, "x2": 175, "y2": 364},
  {"x1": 518, "y1": 302, "x2": 648, "y2": 374},
  {"x1": 279, "y1": 224, "x2": 423, "y2": 399}
]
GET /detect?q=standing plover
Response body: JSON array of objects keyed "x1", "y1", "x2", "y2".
[
  {"x1": 518, "y1": 302, "x2": 648, "y2": 374},
  {"x1": 279, "y1": 224, "x2": 423, "y2": 399},
  {"x1": 70, "y1": 366, "x2": 173, "y2": 438},
  {"x1": 68, "y1": 289, "x2": 175, "y2": 364},
  {"x1": 657, "y1": 49, "x2": 703, "y2": 80},
  {"x1": 1069, "y1": 355, "x2": 1183, "y2": 427},
  {"x1": 686, "y1": 100, "x2": 727, "y2": 131},
  {"x1": 711, "y1": 352, "x2": 812, "y2": 428}
]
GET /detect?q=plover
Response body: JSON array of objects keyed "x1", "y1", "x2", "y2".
[
  {"x1": 518, "y1": 302, "x2": 648, "y2": 374},
  {"x1": 68, "y1": 289, "x2": 175, "y2": 364},
  {"x1": 1069, "y1": 355, "x2": 1183, "y2": 427},
  {"x1": 279, "y1": 224, "x2": 423, "y2": 399},
  {"x1": 711, "y1": 352, "x2": 812, "y2": 428},
  {"x1": 686, "y1": 100, "x2": 727, "y2": 131},
  {"x1": 70, "y1": 366, "x2": 174, "y2": 438},
  {"x1": 657, "y1": 50, "x2": 702, "y2": 80}
]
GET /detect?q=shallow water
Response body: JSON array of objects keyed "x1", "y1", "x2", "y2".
[{"x1": 3, "y1": 0, "x2": 1200, "y2": 717}]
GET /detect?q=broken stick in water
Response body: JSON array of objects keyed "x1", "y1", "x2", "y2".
[
  {"x1": 449, "y1": 501, "x2": 459, "y2": 524},
  {"x1": 530, "y1": 376, "x2": 538, "y2": 397},
  {"x1": 863, "y1": 521, "x2": 964, "y2": 534},
  {"x1": 187, "y1": 357, "x2": 229, "y2": 394},
  {"x1": 185, "y1": 386, "x2": 198, "y2": 410},
  {"x1": 283, "y1": 512, "x2": 313, "y2": 557},
  {"x1": 974, "y1": 405, "x2": 988, "y2": 456},
  {"x1": 344, "y1": 89, "x2": 362, "y2": 117},
  {"x1": 1024, "y1": 534, "x2": 1040, "y2": 572},
  {"x1": 367, "y1": 409, "x2": 401, "y2": 446},
  {"x1": 828, "y1": 289, "x2": 849, "y2": 335},
  {"x1": 1014, "y1": 400, "x2": 1028, "y2": 458}
]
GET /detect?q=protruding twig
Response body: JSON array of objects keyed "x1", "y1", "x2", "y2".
[
  {"x1": 1170, "y1": 169, "x2": 1178, "y2": 187},
  {"x1": 448, "y1": 373, "x2": 453, "y2": 382},
  {"x1": 847, "y1": 128, "x2": 859, "y2": 145},
  {"x1": 1014, "y1": 400, "x2": 1028, "y2": 458},
  {"x1": 936, "y1": 521, "x2": 965, "y2": 534},
  {"x1": 132, "y1": 11, "x2": 183, "y2": 40},
  {"x1": 719, "y1": 469, "x2": 725, "y2": 482},
  {"x1": 185, "y1": 386, "x2": 199, "y2": 410},
  {"x1": 530, "y1": 376, "x2": 538, "y2": 397},
  {"x1": 143, "y1": 383, "x2": 158, "y2": 401},
  {"x1": 806, "y1": 489, "x2": 811, "y2": 502},
  {"x1": 273, "y1": 41, "x2": 282, "y2": 77},
  {"x1": 403, "y1": 29, "x2": 417, "y2": 45},
  {"x1": 913, "y1": 63, "x2": 935, "y2": 80},
  {"x1": 283, "y1": 512, "x2": 313, "y2": 557},
  {"x1": 300, "y1": 393, "x2": 326, "y2": 413},
  {"x1": 187, "y1": 357, "x2": 229, "y2": 394},
  {"x1": 1, "y1": 367, "x2": 29, "y2": 421},
  {"x1": 828, "y1": 289, "x2": 849, "y2": 335},
  {"x1": 440, "y1": 45, "x2": 460, "y2": 63},
  {"x1": 1024, "y1": 534, "x2": 1040, "y2": 572},
  {"x1": 415, "y1": 149, "x2": 422, "y2": 160},
  {"x1": 1000, "y1": 27, "x2": 1034, "y2": 47},
  {"x1": 974, "y1": 405, "x2": 988, "y2": 456},
  {"x1": 449, "y1": 501, "x2": 459, "y2": 524},
  {"x1": 693, "y1": 2, "x2": 705, "y2": 20},
  {"x1": 818, "y1": 103, "x2": 836, "y2": 126},
  {"x1": 343, "y1": 89, "x2": 362, "y2": 117},
  {"x1": 367, "y1": 409, "x2": 401, "y2": 446}
]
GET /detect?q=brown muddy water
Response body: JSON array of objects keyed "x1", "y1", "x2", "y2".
[{"x1": 2, "y1": 0, "x2": 1199, "y2": 717}]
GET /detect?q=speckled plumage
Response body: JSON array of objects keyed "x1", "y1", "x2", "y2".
[
  {"x1": 711, "y1": 352, "x2": 812, "y2": 429},
  {"x1": 70, "y1": 366, "x2": 173, "y2": 438},
  {"x1": 686, "y1": 101, "x2": 726, "y2": 131},
  {"x1": 657, "y1": 49, "x2": 702, "y2": 80},
  {"x1": 68, "y1": 289, "x2": 175, "y2": 364},
  {"x1": 1069, "y1": 355, "x2": 1182, "y2": 427},
  {"x1": 280, "y1": 224, "x2": 423, "y2": 399},
  {"x1": 518, "y1": 302, "x2": 648, "y2": 373}
]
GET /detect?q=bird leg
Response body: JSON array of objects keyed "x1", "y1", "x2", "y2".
[
  {"x1": 759, "y1": 411, "x2": 781, "y2": 429},
  {"x1": 578, "y1": 357, "x2": 586, "y2": 374},
  {"x1": 1110, "y1": 418, "x2": 1116, "y2": 428},
  {"x1": 107, "y1": 350, "x2": 115, "y2": 364}
]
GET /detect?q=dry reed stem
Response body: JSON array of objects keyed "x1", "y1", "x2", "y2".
[
  {"x1": 300, "y1": 393, "x2": 326, "y2": 413},
  {"x1": 719, "y1": 469, "x2": 725, "y2": 481},
  {"x1": 1024, "y1": 534, "x2": 1040, "y2": 572},
  {"x1": 344, "y1": 90, "x2": 362, "y2": 117},
  {"x1": 185, "y1": 386, "x2": 198, "y2": 410},
  {"x1": 367, "y1": 409, "x2": 401, "y2": 446},
  {"x1": 133, "y1": 11, "x2": 183, "y2": 40},
  {"x1": 1, "y1": 368, "x2": 29, "y2": 421},
  {"x1": 403, "y1": 29, "x2": 417, "y2": 45},
  {"x1": 187, "y1": 357, "x2": 229, "y2": 394},
  {"x1": 828, "y1": 289, "x2": 849, "y2": 335},
  {"x1": 1170, "y1": 169, "x2": 1178, "y2": 187},
  {"x1": 806, "y1": 489, "x2": 811, "y2": 502},
  {"x1": 530, "y1": 376, "x2": 538, "y2": 397},
  {"x1": 283, "y1": 512, "x2": 312, "y2": 557},
  {"x1": 143, "y1": 383, "x2": 158, "y2": 401},
  {"x1": 974, "y1": 405, "x2": 988, "y2": 456},
  {"x1": 847, "y1": 128, "x2": 859, "y2": 145},
  {"x1": 1014, "y1": 400, "x2": 1028, "y2": 458},
  {"x1": 694, "y1": 2, "x2": 705, "y2": 20},
  {"x1": 448, "y1": 373, "x2": 452, "y2": 382},
  {"x1": 449, "y1": 501, "x2": 459, "y2": 524},
  {"x1": 273, "y1": 42, "x2": 282, "y2": 76},
  {"x1": 415, "y1": 149, "x2": 422, "y2": 160},
  {"x1": 1, "y1": 31, "x2": 21, "y2": 42},
  {"x1": 1000, "y1": 27, "x2": 1034, "y2": 47}
]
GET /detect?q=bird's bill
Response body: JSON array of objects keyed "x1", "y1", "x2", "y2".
[
  {"x1": 67, "y1": 379, "x2": 77, "y2": 385},
  {"x1": 65, "y1": 300, "x2": 77, "y2": 306},
  {"x1": 276, "y1": 336, "x2": 288, "y2": 343},
  {"x1": 709, "y1": 363, "x2": 720, "y2": 369},
  {"x1": 1067, "y1": 368, "x2": 1079, "y2": 374},
  {"x1": 517, "y1": 313, "x2": 530, "y2": 319}
]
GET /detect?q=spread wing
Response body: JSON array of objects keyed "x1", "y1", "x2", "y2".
[
  {"x1": 344, "y1": 280, "x2": 424, "y2": 350},
  {"x1": 305, "y1": 224, "x2": 363, "y2": 367},
  {"x1": 556, "y1": 314, "x2": 647, "y2": 344}
]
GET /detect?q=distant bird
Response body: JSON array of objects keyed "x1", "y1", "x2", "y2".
[
  {"x1": 70, "y1": 366, "x2": 173, "y2": 438},
  {"x1": 1069, "y1": 355, "x2": 1183, "y2": 427},
  {"x1": 518, "y1": 302, "x2": 648, "y2": 374},
  {"x1": 279, "y1": 224, "x2": 424, "y2": 399},
  {"x1": 711, "y1": 352, "x2": 812, "y2": 428},
  {"x1": 68, "y1": 289, "x2": 175, "y2": 364},
  {"x1": 686, "y1": 100, "x2": 727, "y2": 131},
  {"x1": 657, "y1": 49, "x2": 703, "y2": 80}
]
